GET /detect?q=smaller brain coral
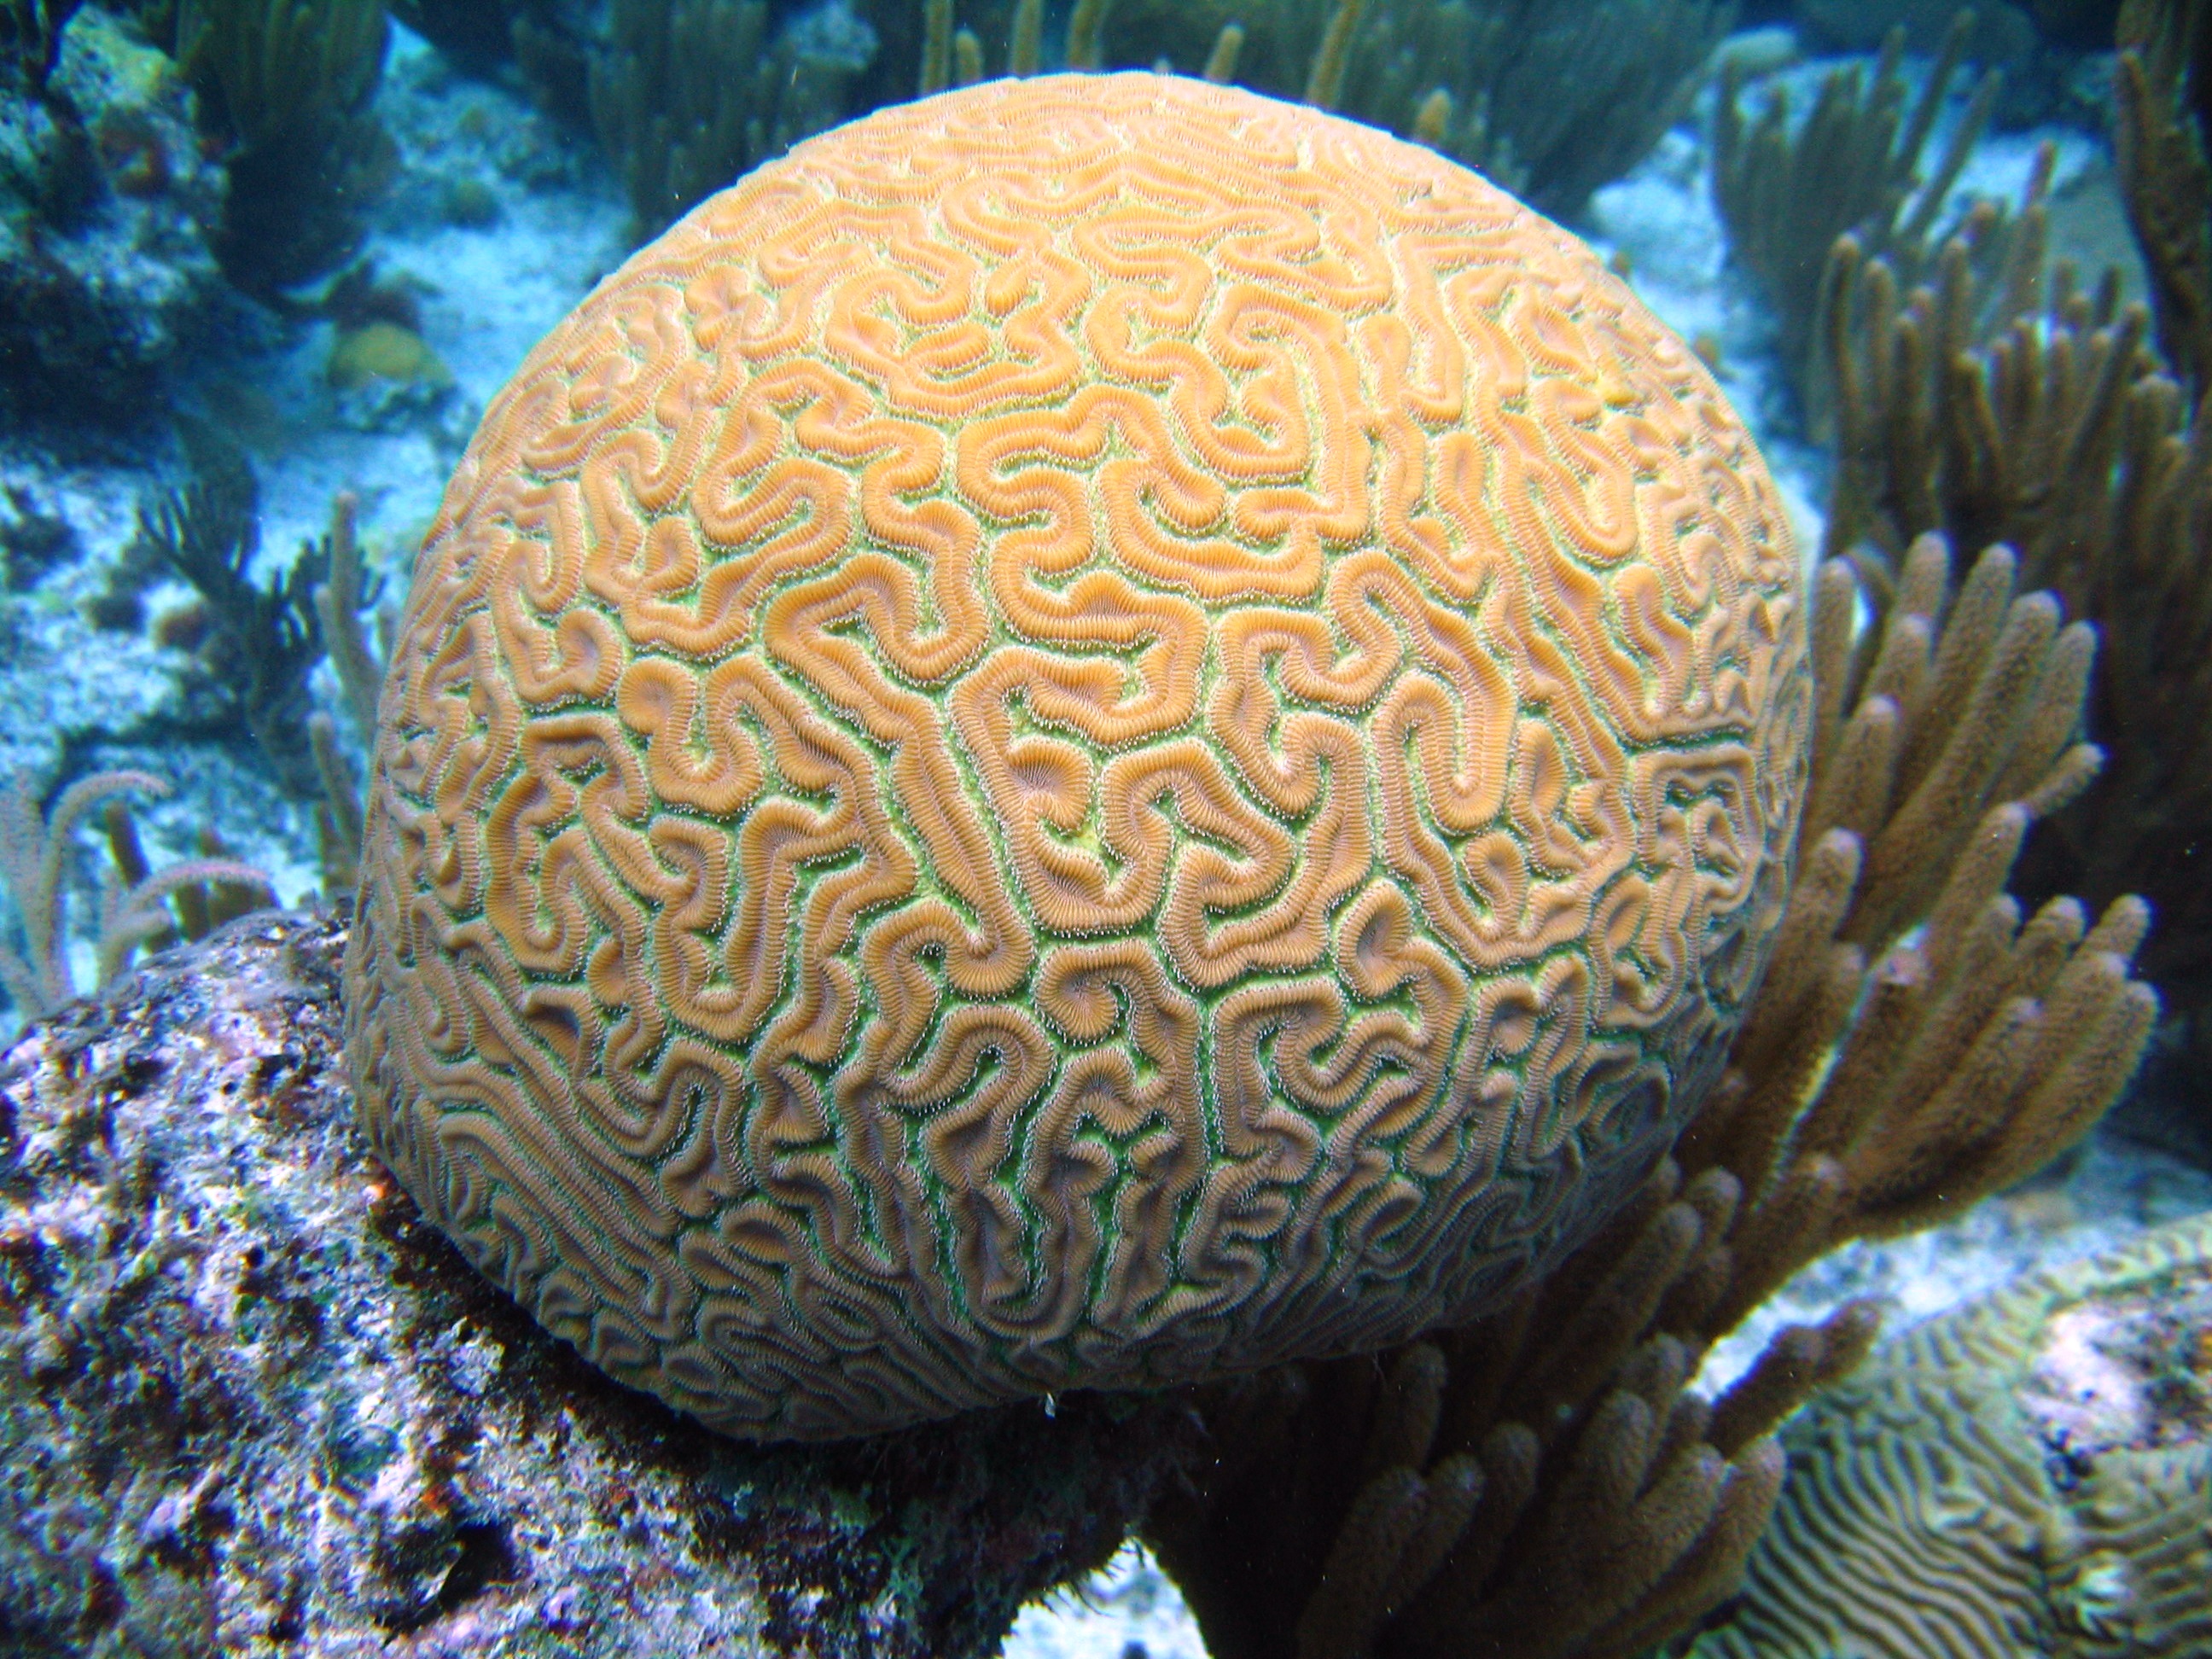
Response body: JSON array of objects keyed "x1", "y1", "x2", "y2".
[
  {"x1": 1691, "y1": 1214, "x2": 2212, "y2": 1659},
  {"x1": 344, "y1": 74, "x2": 1806, "y2": 1441}
]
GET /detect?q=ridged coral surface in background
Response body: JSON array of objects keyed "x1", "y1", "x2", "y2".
[
  {"x1": 344, "y1": 73, "x2": 1807, "y2": 1441},
  {"x1": 1691, "y1": 1212, "x2": 2212, "y2": 1659}
]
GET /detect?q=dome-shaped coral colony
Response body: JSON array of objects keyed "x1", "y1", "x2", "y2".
[{"x1": 345, "y1": 73, "x2": 1807, "y2": 1441}]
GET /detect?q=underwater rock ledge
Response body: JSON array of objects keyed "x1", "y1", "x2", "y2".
[{"x1": 0, "y1": 910, "x2": 1190, "y2": 1659}]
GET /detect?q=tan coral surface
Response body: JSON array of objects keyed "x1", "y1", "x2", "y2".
[
  {"x1": 1690, "y1": 1213, "x2": 2212, "y2": 1659},
  {"x1": 344, "y1": 73, "x2": 1807, "y2": 1441}
]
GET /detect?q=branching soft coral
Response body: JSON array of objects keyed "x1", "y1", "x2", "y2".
[
  {"x1": 175, "y1": 0, "x2": 394, "y2": 293},
  {"x1": 1813, "y1": 10, "x2": 2212, "y2": 1138},
  {"x1": 1145, "y1": 537, "x2": 2152, "y2": 1659},
  {"x1": 1712, "y1": 14, "x2": 2029, "y2": 421},
  {"x1": 0, "y1": 770, "x2": 270, "y2": 1022}
]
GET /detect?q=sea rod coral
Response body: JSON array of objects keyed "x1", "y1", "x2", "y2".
[
  {"x1": 1808, "y1": 0, "x2": 2212, "y2": 1143},
  {"x1": 346, "y1": 73, "x2": 1809, "y2": 1442},
  {"x1": 1143, "y1": 530, "x2": 2153, "y2": 1659}
]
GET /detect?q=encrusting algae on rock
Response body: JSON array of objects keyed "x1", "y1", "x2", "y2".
[{"x1": 0, "y1": 912, "x2": 1191, "y2": 1657}]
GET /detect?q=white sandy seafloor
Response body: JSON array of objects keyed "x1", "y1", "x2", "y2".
[
  {"x1": 1005, "y1": 1541, "x2": 1213, "y2": 1659},
  {"x1": 0, "y1": 20, "x2": 2202, "y2": 1659}
]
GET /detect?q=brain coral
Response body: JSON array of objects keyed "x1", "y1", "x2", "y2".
[
  {"x1": 344, "y1": 73, "x2": 1807, "y2": 1441},
  {"x1": 1690, "y1": 1213, "x2": 2212, "y2": 1659}
]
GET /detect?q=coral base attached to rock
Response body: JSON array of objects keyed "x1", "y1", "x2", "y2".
[
  {"x1": 348, "y1": 70, "x2": 1807, "y2": 1445},
  {"x1": 0, "y1": 911, "x2": 1192, "y2": 1659}
]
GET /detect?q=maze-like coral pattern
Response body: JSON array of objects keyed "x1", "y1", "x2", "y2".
[
  {"x1": 345, "y1": 74, "x2": 1807, "y2": 1441},
  {"x1": 1691, "y1": 1215, "x2": 2212, "y2": 1659}
]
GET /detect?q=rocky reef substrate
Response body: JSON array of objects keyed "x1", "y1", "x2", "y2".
[{"x1": 0, "y1": 911, "x2": 1191, "y2": 1659}]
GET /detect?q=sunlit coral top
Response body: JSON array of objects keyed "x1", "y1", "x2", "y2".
[{"x1": 346, "y1": 73, "x2": 1807, "y2": 1440}]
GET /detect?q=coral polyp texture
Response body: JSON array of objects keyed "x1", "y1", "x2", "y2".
[
  {"x1": 344, "y1": 73, "x2": 1807, "y2": 1441},
  {"x1": 1689, "y1": 1213, "x2": 2212, "y2": 1659}
]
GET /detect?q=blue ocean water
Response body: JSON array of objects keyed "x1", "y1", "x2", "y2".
[{"x1": 2, "y1": 3, "x2": 2203, "y2": 1656}]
